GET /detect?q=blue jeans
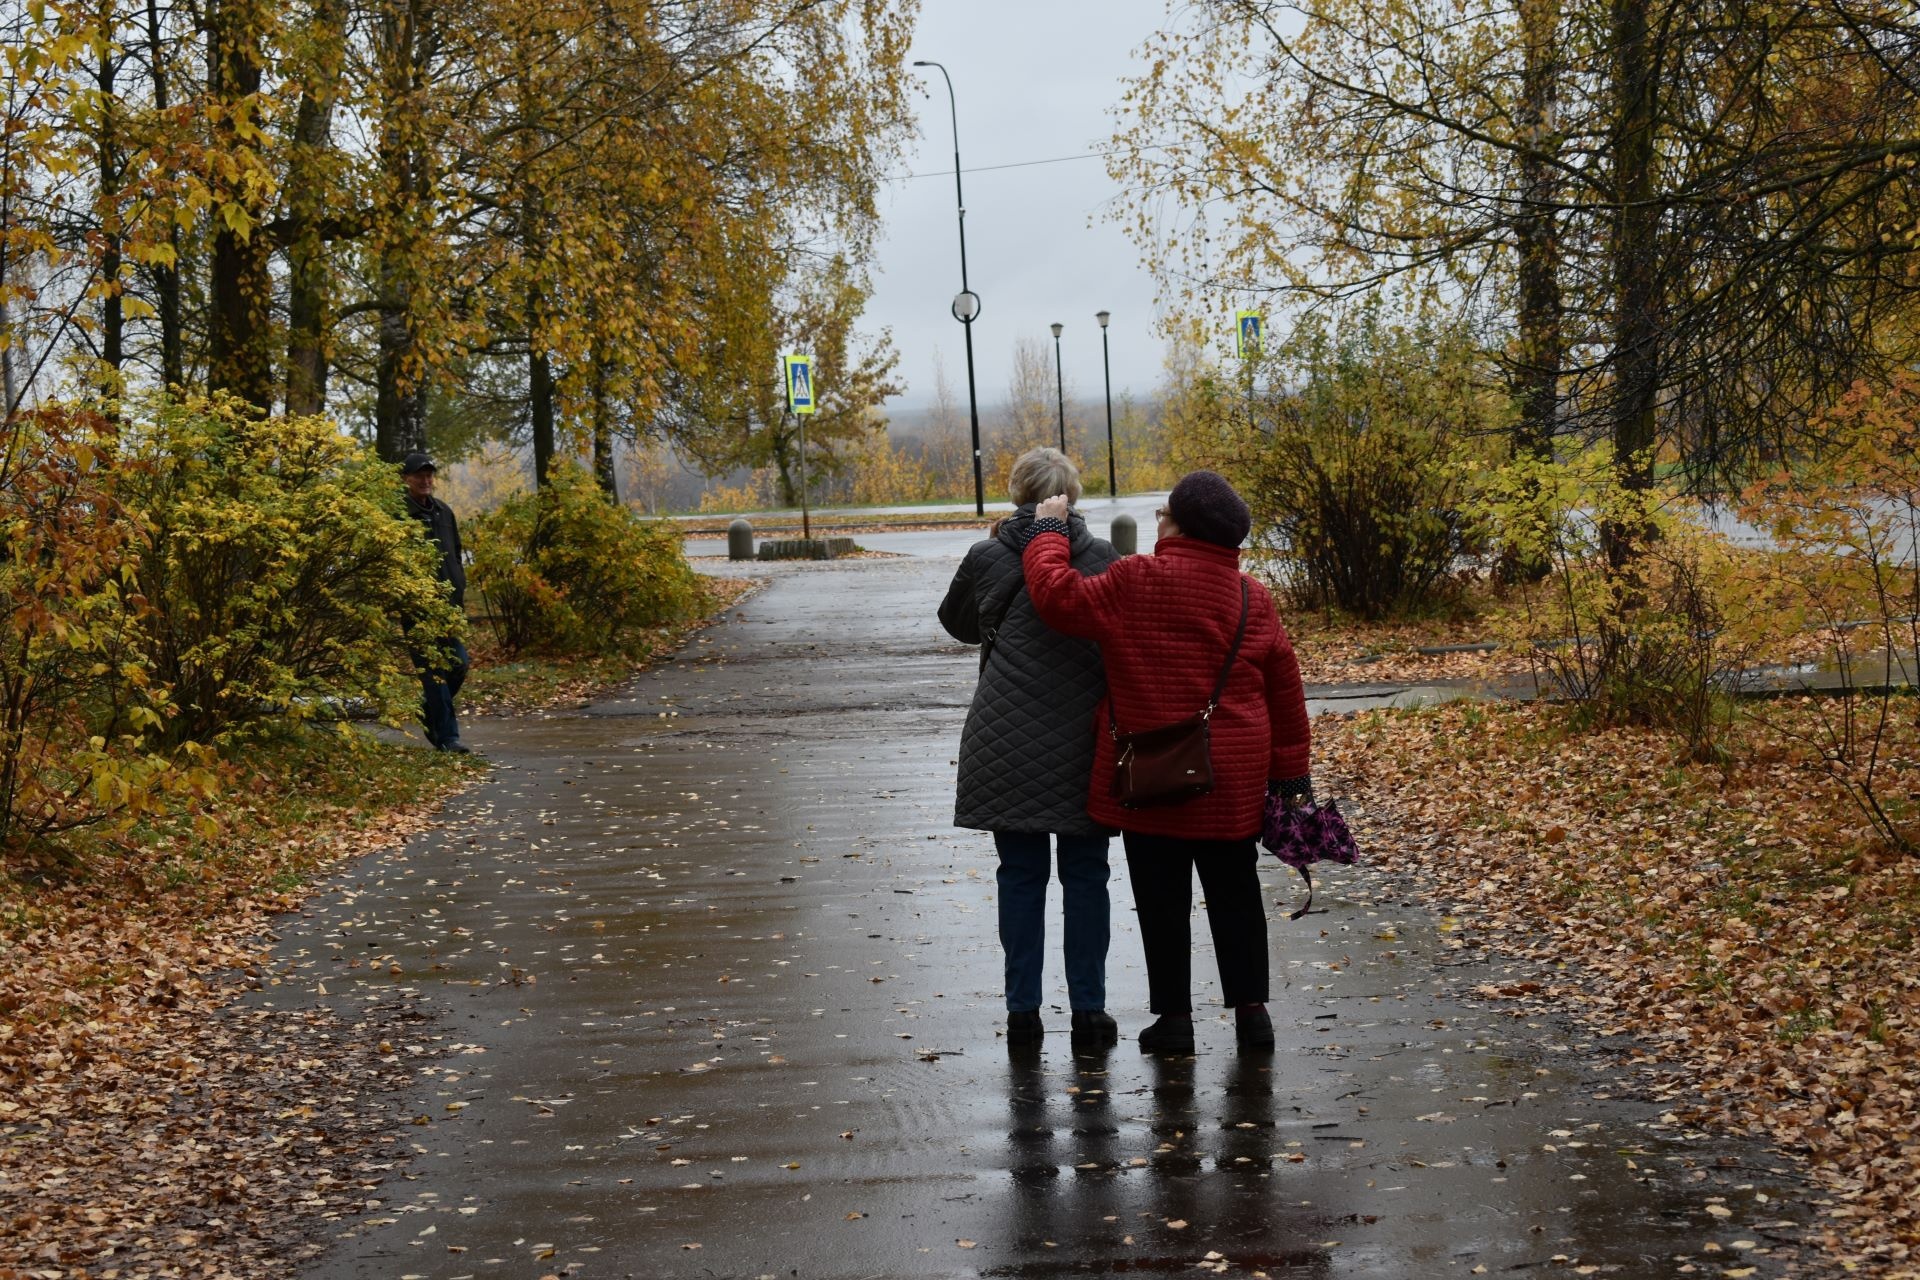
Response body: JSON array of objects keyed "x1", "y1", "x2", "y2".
[
  {"x1": 993, "y1": 831, "x2": 1111, "y2": 1013},
  {"x1": 417, "y1": 637, "x2": 469, "y2": 747}
]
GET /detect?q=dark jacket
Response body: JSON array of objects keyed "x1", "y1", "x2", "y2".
[
  {"x1": 1023, "y1": 531, "x2": 1311, "y2": 840},
  {"x1": 939, "y1": 507, "x2": 1121, "y2": 835},
  {"x1": 406, "y1": 493, "x2": 467, "y2": 608}
]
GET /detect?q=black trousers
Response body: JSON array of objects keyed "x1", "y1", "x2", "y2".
[
  {"x1": 414, "y1": 637, "x2": 470, "y2": 748},
  {"x1": 1123, "y1": 832, "x2": 1269, "y2": 1013}
]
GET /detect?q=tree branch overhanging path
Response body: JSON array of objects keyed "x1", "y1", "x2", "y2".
[
  {"x1": 0, "y1": 0, "x2": 917, "y2": 498},
  {"x1": 1109, "y1": 0, "x2": 1920, "y2": 498}
]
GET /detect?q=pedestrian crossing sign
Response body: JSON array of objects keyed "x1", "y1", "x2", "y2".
[
  {"x1": 1235, "y1": 311, "x2": 1263, "y2": 358},
  {"x1": 784, "y1": 354, "x2": 816, "y2": 415}
]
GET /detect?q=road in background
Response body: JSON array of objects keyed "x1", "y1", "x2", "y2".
[{"x1": 680, "y1": 493, "x2": 1166, "y2": 559}]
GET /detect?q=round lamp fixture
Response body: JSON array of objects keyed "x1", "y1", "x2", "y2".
[
  {"x1": 1096, "y1": 309, "x2": 1111, "y2": 329},
  {"x1": 952, "y1": 290, "x2": 981, "y2": 323},
  {"x1": 1050, "y1": 322, "x2": 1063, "y2": 338}
]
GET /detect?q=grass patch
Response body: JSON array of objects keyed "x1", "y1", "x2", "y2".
[
  {"x1": 1, "y1": 726, "x2": 480, "y2": 1005},
  {"x1": 462, "y1": 574, "x2": 759, "y2": 714}
]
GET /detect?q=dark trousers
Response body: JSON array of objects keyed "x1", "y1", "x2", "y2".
[
  {"x1": 416, "y1": 637, "x2": 470, "y2": 747},
  {"x1": 1123, "y1": 832, "x2": 1268, "y2": 1013},
  {"x1": 993, "y1": 831, "x2": 1111, "y2": 1012}
]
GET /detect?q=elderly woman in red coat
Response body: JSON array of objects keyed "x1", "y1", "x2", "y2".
[{"x1": 1026, "y1": 471, "x2": 1312, "y2": 1054}]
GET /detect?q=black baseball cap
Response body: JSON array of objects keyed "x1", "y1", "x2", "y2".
[{"x1": 400, "y1": 451, "x2": 437, "y2": 475}]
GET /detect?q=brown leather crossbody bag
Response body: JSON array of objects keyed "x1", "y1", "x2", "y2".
[{"x1": 1108, "y1": 579, "x2": 1249, "y2": 809}]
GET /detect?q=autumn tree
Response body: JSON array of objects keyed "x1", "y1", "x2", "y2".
[
  {"x1": 281, "y1": 0, "x2": 348, "y2": 417},
  {"x1": 1113, "y1": 0, "x2": 1920, "y2": 510},
  {"x1": 0, "y1": 0, "x2": 917, "y2": 489},
  {"x1": 1089, "y1": 392, "x2": 1178, "y2": 496},
  {"x1": 919, "y1": 352, "x2": 973, "y2": 498},
  {"x1": 988, "y1": 336, "x2": 1078, "y2": 487},
  {"x1": 671, "y1": 255, "x2": 902, "y2": 506},
  {"x1": 2, "y1": 2, "x2": 123, "y2": 412},
  {"x1": 414, "y1": 0, "x2": 914, "y2": 492},
  {"x1": 204, "y1": 0, "x2": 275, "y2": 407}
]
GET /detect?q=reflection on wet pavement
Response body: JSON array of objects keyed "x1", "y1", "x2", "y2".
[{"x1": 271, "y1": 556, "x2": 1819, "y2": 1278}]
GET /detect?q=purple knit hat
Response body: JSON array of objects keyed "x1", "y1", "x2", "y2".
[{"x1": 1167, "y1": 470, "x2": 1252, "y2": 548}]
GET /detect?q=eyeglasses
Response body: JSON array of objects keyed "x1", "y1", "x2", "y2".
[{"x1": 1154, "y1": 506, "x2": 1169, "y2": 520}]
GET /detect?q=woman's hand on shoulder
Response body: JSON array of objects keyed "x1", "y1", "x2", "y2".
[{"x1": 1034, "y1": 494, "x2": 1070, "y2": 522}]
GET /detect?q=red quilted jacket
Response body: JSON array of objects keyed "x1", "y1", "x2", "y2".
[{"x1": 1023, "y1": 531, "x2": 1311, "y2": 839}]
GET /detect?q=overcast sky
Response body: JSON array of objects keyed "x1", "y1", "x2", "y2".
[{"x1": 866, "y1": 0, "x2": 1177, "y2": 412}]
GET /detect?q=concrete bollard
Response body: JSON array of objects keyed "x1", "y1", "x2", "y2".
[
  {"x1": 1111, "y1": 512, "x2": 1137, "y2": 556},
  {"x1": 727, "y1": 518, "x2": 754, "y2": 561}
]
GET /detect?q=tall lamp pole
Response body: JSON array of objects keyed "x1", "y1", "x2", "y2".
[
  {"x1": 1096, "y1": 310, "x2": 1115, "y2": 497},
  {"x1": 1050, "y1": 322, "x2": 1066, "y2": 452},
  {"x1": 913, "y1": 60, "x2": 986, "y2": 517}
]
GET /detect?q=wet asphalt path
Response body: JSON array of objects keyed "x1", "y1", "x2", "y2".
[{"x1": 273, "y1": 554, "x2": 1819, "y2": 1279}]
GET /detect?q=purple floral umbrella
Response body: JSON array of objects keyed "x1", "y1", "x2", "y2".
[{"x1": 1262, "y1": 796, "x2": 1360, "y2": 919}]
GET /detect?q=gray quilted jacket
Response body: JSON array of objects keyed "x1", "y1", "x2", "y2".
[{"x1": 938, "y1": 508, "x2": 1121, "y2": 835}]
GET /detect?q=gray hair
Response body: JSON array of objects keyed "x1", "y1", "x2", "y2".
[{"x1": 1007, "y1": 447, "x2": 1081, "y2": 507}]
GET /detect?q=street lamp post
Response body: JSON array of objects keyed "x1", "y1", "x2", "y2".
[
  {"x1": 1096, "y1": 310, "x2": 1115, "y2": 498},
  {"x1": 1050, "y1": 321, "x2": 1065, "y2": 453},
  {"x1": 913, "y1": 60, "x2": 986, "y2": 517}
]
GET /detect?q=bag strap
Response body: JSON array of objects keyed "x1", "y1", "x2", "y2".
[
  {"x1": 1111, "y1": 576, "x2": 1251, "y2": 737},
  {"x1": 1205, "y1": 579, "x2": 1252, "y2": 715}
]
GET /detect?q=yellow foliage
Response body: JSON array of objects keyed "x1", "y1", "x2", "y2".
[
  {"x1": 469, "y1": 460, "x2": 699, "y2": 656},
  {"x1": 0, "y1": 407, "x2": 210, "y2": 846},
  {"x1": 841, "y1": 423, "x2": 933, "y2": 507},
  {"x1": 109, "y1": 395, "x2": 464, "y2": 747},
  {"x1": 1734, "y1": 373, "x2": 1920, "y2": 848},
  {"x1": 699, "y1": 472, "x2": 777, "y2": 514},
  {"x1": 435, "y1": 443, "x2": 531, "y2": 516}
]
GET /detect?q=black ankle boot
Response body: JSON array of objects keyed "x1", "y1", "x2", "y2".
[
  {"x1": 1005, "y1": 1010, "x2": 1044, "y2": 1044},
  {"x1": 1070, "y1": 1010, "x2": 1118, "y2": 1047},
  {"x1": 1235, "y1": 1004, "x2": 1275, "y2": 1049},
  {"x1": 1136, "y1": 1015, "x2": 1195, "y2": 1055}
]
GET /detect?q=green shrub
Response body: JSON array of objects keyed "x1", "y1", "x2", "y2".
[
  {"x1": 112, "y1": 396, "x2": 461, "y2": 746},
  {"x1": 467, "y1": 460, "x2": 699, "y2": 656},
  {"x1": 1474, "y1": 445, "x2": 1779, "y2": 760},
  {"x1": 1241, "y1": 310, "x2": 1502, "y2": 620},
  {"x1": 0, "y1": 406, "x2": 200, "y2": 845}
]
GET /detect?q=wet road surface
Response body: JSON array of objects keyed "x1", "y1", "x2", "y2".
[{"x1": 270, "y1": 554, "x2": 1821, "y2": 1279}]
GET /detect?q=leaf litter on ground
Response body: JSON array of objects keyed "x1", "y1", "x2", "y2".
[
  {"x1": 1, "y1": 574, "x2": 754, "y2": 1277},
  {"x1": 1320, "y1": 698, "x2": 1920, "y2": 1275}
]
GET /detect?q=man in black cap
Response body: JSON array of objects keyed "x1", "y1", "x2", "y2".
[{"x1": 401, "y1": 452, "x2": 472, "y2": 753}]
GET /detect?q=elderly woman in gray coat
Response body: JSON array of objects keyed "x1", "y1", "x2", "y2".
[{"x1": 938, "y1": 448, "x2": 1121, "y2": 1048}]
